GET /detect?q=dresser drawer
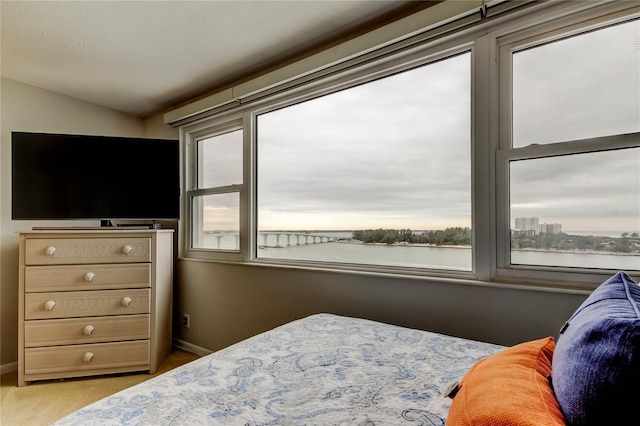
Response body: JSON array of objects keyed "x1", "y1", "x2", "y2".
[
  {"x1": 24, "y1": 264, "x2": 151, "y2": 292},
  {"x1": 24, "y1": 340, "x2": 150, "y2": 375},
  {"x1": 24, "y1": 314, "x2": 150, "y2": 347},
  {"x1": 24, "y1": 238, "x2": 151, "y2": 265},
  {"x1": 25, "y1": 289, "x2": 150, "y2": 320}
]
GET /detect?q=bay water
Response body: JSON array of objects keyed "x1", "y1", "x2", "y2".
[{"x1": 204, "y1": 231, "x2": 639, "y2": 271}]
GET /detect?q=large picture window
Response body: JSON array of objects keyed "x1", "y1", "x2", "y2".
[{"x1": 256, "y1": 53, "x2": 471, "y2": 271}]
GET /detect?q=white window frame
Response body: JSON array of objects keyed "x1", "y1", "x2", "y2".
[
  {"x1": 494, "y1": 4, "x2": 640, "y2": 287},
  {"x1": 179, "y1": 1, "x2": 640, "y2": 290},
  {"x1": 247, "y1": 43, "x2": 478, "y2": 280},
  {"x1": 181, "y1": 115, "x2": 249, "y2": 262}
]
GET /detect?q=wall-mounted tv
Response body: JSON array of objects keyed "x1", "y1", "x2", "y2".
[{"x1": 12, "y1": 132, "x2": 180, "y2": 222}]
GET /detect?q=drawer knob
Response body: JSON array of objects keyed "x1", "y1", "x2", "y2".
[
  {"x1": 83, "y1": 352, "x2": 94, "y2": 363},
  {"x1": 44, "y1": 300, "x2": 56, "y2": 311},
  {"x1": 83, "y1": 325, "x2": 95, "y2": 335},
  {"x1": 121, "y1": 296, "x2": 132, "y2": 307},
  {"x1": 84, "y1": 272, "x2": 96, "y2": 282},
  {"x1": 122, "y1": 245, "x2": 134, "y2": 255},
  {"x1": 45, "y1": 246, "x2": 56, "y2": 256}
]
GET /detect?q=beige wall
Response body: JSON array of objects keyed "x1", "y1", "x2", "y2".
[
  {"x1": 174, "y1": 259, "x2": 584, "y2": 354},
  {"x1": 0, "y1": 78, "x2": 147, "y2": 369},
  {"x1": 143, "y1": 112, "x2": 179, "y2": 140}
]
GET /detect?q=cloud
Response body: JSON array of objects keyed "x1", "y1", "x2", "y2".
[
  {"x1": 205, "y1": 21, "x2": 639, "y2": 233},
  {"x1": 256, "y1": 53, "x2": 472, "y2": 229},
  {"x1": 513, "y1": 19, "x2": 639, "y2": 146},
  {"x1": 510, "y1": 147, "x2": 640, "y2": 230}
]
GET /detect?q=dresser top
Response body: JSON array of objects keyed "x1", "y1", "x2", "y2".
[{"x1": 19, "y1": 228, "x2": 174, "y2": 236}]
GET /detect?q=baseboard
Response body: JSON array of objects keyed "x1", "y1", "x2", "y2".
[
  {"x1": 173, "y1": 339, "x2": 213, "y2": 357},
  {"x1": 1, "y1": 361, "x2": 17, "y2": 375}
]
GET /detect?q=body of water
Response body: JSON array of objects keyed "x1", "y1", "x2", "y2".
[{"x1": 204, "y1": 231, "x2": 640, "y2": 271}]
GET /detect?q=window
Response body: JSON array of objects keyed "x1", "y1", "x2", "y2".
[
  {"x1": 256, "y1": 53, "x2": 472, "y2": 271},
  {"x1": 182, "y1": 2, "x2": 639, "y2": 288},
  {"x1": 497, "y1": 17, "x2": 640, "y2": 280},
  {"x1": 188, "y1": 124, "x2": 244, "y2": 253}
]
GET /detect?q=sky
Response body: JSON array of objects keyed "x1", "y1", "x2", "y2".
[
  {"x1": 203, "y1": 18, "x2": 640, "y2": 233},
  {"x1": 257, "y1": 53, "x2": 471, "y2": 231}
]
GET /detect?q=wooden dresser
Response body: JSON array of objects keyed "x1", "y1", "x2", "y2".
[{"x1": 17, "y1": 229, "x2": 174, "y2": 386}]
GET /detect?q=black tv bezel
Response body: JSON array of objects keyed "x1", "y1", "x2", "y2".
[{"x1": 11, "y1": 131, "x2": 180, "y2": 222}]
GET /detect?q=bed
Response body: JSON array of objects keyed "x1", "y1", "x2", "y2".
[
  {"x1": 53, "y1": 313, "x2": 504, "y2": 425},
  {"x1": 54, "y1": 272, "x2": 639, "y2": 426}
]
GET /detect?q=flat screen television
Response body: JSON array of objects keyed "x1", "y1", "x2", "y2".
[{"x1": 12, "y1": 132, "x2": 180, "y2": 223}]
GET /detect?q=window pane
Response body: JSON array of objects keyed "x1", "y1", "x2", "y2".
[
  {"x1": 198, "y1": 130, "x2": 242, "y2": 188},
  {"x1": 257, "y1": 53, "x2": 471, "y2": 270},
  {"x1": 513, "y1": 20, "x2": 640, "y2": 147},
  {"x1": 509, "y1": 148, "x2": 640, "y2": 270},
  {"x1": 191, "y1": 193, "x2": 239, "y2": 250}
]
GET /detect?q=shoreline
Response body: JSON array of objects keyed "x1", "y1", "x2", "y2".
[
  {"x1": 336, "y1": 240, "x2": 469, "y2": 249},
  {"x1": 335, "y1": 240, "x2": 639, "y2": 256},
  {"x1": 511, "y1": 247, "x2": 639, "y2": 256}
]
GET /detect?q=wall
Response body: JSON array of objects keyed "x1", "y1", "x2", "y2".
[
  {"x1": 173, "y1": 260, "x2": 586, "y2": 354},
  {"x1": 143, "y1": 112, "x2": 179, "y2": 140},
  {"x1": 0, "y1": 78, "x2": 147, "y2": 370}
]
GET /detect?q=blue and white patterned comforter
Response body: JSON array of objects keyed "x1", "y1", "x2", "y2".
[{"x1": 54, "y1": 313, "x2": 504, "y2": 426}]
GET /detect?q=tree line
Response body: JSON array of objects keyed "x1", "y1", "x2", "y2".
[
  {"x1": 351, "y1": 228, "x2": 471, "y2": 246},
  {"x1": 350, "y1": 228, "x2": 640, "y2": 253},
  {"x1": 511, "y1": 232, "x2": 640, "y2": 253}
]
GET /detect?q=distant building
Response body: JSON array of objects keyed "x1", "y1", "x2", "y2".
[
  {"x1": 539, "y1": 223, "x2": 562, "y2": 234},
  {"x1": 513, "y1": 217, "x2": 562, "y2": 235},
  {"x1": 514, "y1": 217, "x2": 540, "y2": 235}
]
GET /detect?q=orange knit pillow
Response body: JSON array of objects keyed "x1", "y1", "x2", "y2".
[{"x1": 446, "y1": 337, "x2": 565, "y2": 426}]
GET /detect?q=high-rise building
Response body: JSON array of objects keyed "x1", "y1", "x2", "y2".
[
  {"x1": 514, "y1": 217, "x2": 540, "y2": 235},
  {"x1": 540, "y1": 223, "x2": 562, "y2": 234}
]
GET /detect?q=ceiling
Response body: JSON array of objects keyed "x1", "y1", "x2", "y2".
[{"x1": 1, "y1": 1, "x2": 432, "y2": 118}]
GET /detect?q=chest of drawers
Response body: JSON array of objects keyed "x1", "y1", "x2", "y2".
[{"x1": 18, "y1": 229, "x2": 174, "y2": 386}]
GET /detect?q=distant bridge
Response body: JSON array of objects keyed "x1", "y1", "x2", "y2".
[{"x1": 203, "y1": 231, "x2": 338, "y2": 249}]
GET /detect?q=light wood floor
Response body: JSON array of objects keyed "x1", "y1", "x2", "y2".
[{"x1": 0, "y1": 349, "x2": 199, "y2": 426}]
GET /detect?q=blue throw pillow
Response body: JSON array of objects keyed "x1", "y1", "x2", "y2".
[{"x1": 552, "y1": 271, "x2": 640, "y2": 425}]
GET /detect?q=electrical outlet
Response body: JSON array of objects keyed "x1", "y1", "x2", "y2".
[{"x1": 182, "y1": 313, "x2": 190, "y2": 329}]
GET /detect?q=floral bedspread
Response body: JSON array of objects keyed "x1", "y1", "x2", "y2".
[{"x1": 54, "y1": 313, "x2": 504, "y2": 426}]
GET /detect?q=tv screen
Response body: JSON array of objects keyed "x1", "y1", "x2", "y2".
[{"x1": 12, "y1": 132, "x2": 180, "y2": 221}]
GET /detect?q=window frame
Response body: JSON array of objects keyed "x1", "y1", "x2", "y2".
[
  {"x1": 181, "y1": 116, "x2": 248, "y2": 261},
  {"x1": 179, "y1": 1, "x2": 640, "y2": 290},
  {"x1": 494, "y1": 7, "x2": 640, "y2": 287},
  {"x1": 247, "y1": 44, "x2": 478, "y2": 279}
]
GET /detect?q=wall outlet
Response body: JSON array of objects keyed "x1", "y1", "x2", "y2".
[{"x1": 182, "y1": 313, "x2": 190, "y2": 328}]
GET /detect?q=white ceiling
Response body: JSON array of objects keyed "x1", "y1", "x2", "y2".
[{"x1": 1, "y1": 0, "x2": 428, "y2": 118}]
